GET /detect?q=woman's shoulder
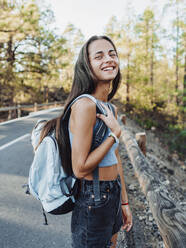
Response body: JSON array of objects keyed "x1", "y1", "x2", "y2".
[
  {"x1": 70, "y1": 97, "x2": 97, "y2": 127},
  {"x1": 71, "y1": 97, "x2": 96, "y2": 115}
]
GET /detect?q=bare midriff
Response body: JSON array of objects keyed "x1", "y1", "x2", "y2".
[{"x1": 84, "y1": 164, "x2": 118, "y2": 181}]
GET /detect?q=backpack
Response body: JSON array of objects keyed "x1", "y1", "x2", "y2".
[
  {"x1": 27, "y1": 94, "x2": 114, "y2": 224},
  {"x1": 29, "y1": 119, "x2": 78, "y2": 217}
]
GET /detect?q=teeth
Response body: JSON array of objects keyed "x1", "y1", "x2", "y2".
[{"x1": 103, "y1": 67, "x2": 114, "y2": 71}]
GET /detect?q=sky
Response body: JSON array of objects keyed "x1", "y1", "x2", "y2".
[{"x1": 41, "y1": 0, "x2": 161, "y2": 39}]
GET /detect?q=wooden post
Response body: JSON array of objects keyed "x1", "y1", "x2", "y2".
[
  {"x1": 119, "y1": 117, "x2": 186, "y2": 248},
  {"x1": 17, "y1": 104, "x2": 21, "y2": 118},
  {"x1": 121, "y1": 114, "x2": 126, "y2": 125},
  {"x1": 135, "y1": 132, "x2": 146, "y2": 156},
  {"x1": 8, "y1": 110, "x2": 12, "y2": 120},
  {"x1": 34, "y1": 102, "x2": 37, "y2": 112}
]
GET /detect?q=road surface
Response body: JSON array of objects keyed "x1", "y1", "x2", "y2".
[{"x1": 0, "y1": 108, "x2": 72, "y2": 248}]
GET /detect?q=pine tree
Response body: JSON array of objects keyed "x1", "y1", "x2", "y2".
[{"x1": 0, "y1": 0, "x2": 40, "y2": 105}]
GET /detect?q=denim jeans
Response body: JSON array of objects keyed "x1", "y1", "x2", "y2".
[{"x1": 71, "y1": 178, "x2": 123, "y2": 248}]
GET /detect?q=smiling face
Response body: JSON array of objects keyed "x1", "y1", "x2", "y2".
[{"x1": 88, "y1": 39, "x2": 119, "y2": 84}]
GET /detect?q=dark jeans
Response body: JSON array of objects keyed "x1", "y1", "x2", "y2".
[{"x1": 71, "y1": 178, "x2": 123, "y2": 248}]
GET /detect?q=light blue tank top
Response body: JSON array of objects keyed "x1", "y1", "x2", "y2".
[{"x1": 68, "y1": 107, "x2": 119, "y2": 167}]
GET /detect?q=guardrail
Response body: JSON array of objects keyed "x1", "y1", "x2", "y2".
[
  {"x1": 0, "y1": 101, "x2": 63, "y2": 120},
  {"x1": 119, "y1": 114, "x2": 186, "y2": 248}
]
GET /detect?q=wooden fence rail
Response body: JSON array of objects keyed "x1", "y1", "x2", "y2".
[
  {"x1": 119, "y1": 115, "x2": 186, "y2": 248},
  {"x1": 0, "y1": 101, "x2": 63, "y2": 120}
]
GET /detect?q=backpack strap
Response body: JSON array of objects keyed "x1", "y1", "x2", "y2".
[
  {"x1": 49, "y1": 135, "x2": 57, "y2": 150},
  {"x1": 63, "y1": 94, "x2": 108, "y2": 150},
  {"x1": 42, "y1": 206, "x2": 48, "y2": 225},
  {"x1": 62, "y1": 94, "x2": 107, "y2": 120},
  {"x1": 107, "y1": 102, "x2": 115, "y2": 116}
]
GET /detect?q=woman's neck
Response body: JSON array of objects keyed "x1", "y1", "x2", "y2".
[{"x1": 92, "y1": 81, "x2": 111, "y2": 102}]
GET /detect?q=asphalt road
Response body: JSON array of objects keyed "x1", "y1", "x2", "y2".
[{"x1": 0, "y1": 108, "x2": 72, "y2": 248}]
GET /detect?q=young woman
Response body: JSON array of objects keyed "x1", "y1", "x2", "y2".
[
  {"x1": 39, "y1": 35, "x2": 132, "y2": 247},
  {"x1": 68, "y1": 35, "x2": 132, "y2": 248}
]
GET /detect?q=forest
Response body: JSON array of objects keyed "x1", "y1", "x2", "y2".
[{"x1": 0, "y1": 0, "x2": 185, "y2": 159}]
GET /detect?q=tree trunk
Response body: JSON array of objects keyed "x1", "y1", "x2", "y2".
[
  {"x1": 145, "y1": 21, "x2": 149, "y2": 83},
  {"x1": 182, "y1": 54, "x2": 186, "y2": 126},
  {"x1": 175, "y1": 4, "x2": 179, "y2": 106},
  {"x1": 6, "y1": 35, "x2": 15, "y2": 105},
  {"x1": 183, "y1": 54, "x2": 186, "y2": 108},
  {"x1": 6, "y1": 35, "x2": 14, "y2": 83},
  {"x1": 150, "y1": 31, "x2": 154, "y2": 105},
  {"x1": 126, "y1": 53, "x2": 130, "y2": 111}
]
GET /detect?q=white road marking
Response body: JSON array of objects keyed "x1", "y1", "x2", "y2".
[{"x1": 0, "y1": 133, "x2": 30, "y2": 151}]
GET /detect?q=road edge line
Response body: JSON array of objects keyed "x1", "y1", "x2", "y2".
[{"x1": 0, "y1": 133, "x2": 31, "y2": 151}]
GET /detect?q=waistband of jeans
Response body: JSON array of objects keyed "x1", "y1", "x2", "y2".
[{"x1": 80, "y1": 176, "x2": 120, "y2": 193}]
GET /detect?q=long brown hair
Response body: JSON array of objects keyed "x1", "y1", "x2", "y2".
[{"x1": 37, "y1": 35, "x2": 121, "y2": 175}]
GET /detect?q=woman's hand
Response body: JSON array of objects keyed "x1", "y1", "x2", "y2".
[
  {"x1": 121, "y1": 205, "x2": 133, "y2": 232},
  {"x1": 96, "y1": 104, "x2": 121, "y2": 138}
]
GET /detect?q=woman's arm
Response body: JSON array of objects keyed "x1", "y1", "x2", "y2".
[
  {"x1": 115, "y1": 148, "x2": 129, "y2": 203},
  {"x1": 115, "y1": 148, "x2": 133, "y2": 232},
  {"x1": 70, "y1": 98, "x2": 121, "y2": 179}
]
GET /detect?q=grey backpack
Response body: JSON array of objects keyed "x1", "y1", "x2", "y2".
[{"x1": 27, "y1": 94, "x2": 114, "y2": 224}]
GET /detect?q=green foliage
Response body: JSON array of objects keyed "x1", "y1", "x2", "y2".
[
  {"x1": 166, "y1": 126, "x2": 186, "y2": 158},
  {"x1": 0, "y1": 0, "x2": 82, "y2": 105},
  {"x1": 0, "y1": 0, "x2": 185, "y2": 159},
  {"x1": 105, "y1": 2, "x2": 185, "y2": 158},
  {"x1": 135, "y1": 117, "x2": 158, "y2": 130}
]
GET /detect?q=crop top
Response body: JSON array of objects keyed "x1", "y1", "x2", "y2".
[{"x1": 68, "y1": 102, "x2": 119, "y2": 167}]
